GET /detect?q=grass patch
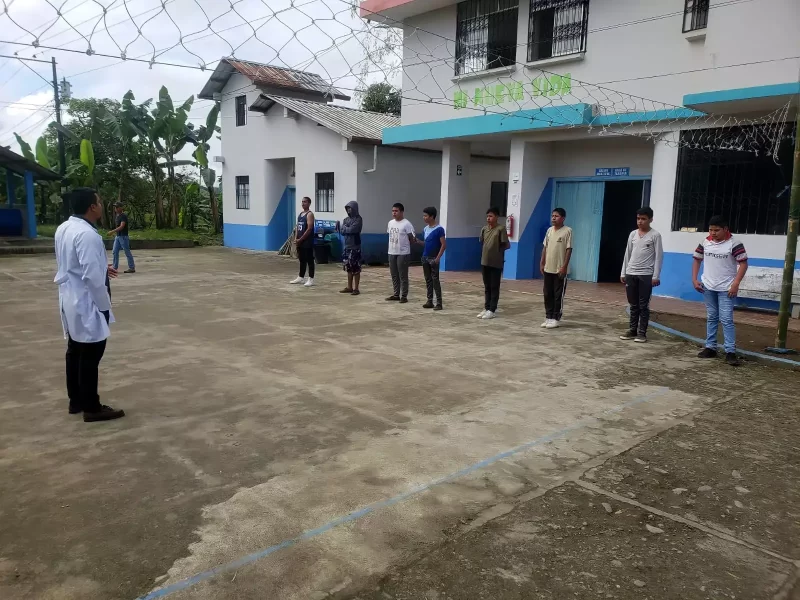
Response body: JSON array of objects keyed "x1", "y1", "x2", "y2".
[{"x1": 37, "y1": 224, "x2": 222, "y2": 246}]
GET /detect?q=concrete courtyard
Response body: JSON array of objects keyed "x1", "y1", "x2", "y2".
[{"x1": 0, "y1": 248, "x2": 797, "y2": 600}]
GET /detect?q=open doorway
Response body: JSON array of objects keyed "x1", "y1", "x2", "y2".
[{"x1": 597, "y1": 180, "x2": 649, "y2": 282}]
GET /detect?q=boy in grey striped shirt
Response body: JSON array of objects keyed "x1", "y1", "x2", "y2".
[{"x1": 619, "y1": 207, "x2": 663, "y2": 343}]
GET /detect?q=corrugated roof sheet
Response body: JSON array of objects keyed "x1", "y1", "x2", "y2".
[
  {"x1": 0, "y1": 146, "x2": 62, "y2": 180},
  {"x1": 252, "y1": 95, "x2": 400, "y2": 142},
  {"x1": 198, "y1": 58, "x2": 349, "y2": 101}
]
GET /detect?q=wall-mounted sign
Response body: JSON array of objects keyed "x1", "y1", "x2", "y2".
[
  {"x1": 595, "y1": 167, "x2": 630, "y2": 177},
  {"x1": 456, "y1": 164, "x2": 463, "y2": 176},
  {"x1": 454, "y1": 74, "x2": 572, "y2": 109}
]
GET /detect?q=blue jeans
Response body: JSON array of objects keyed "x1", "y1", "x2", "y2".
[
  {"x1": 112, "y1": 235, "x2": 135, "y2": 270},
  {"x1": 704, "y1": 289, "x2": 735, "y2": 353}
]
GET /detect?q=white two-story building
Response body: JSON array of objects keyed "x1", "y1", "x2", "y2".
[{"x1": 361, "y1": 0, "x2": 799, "y2": 303}]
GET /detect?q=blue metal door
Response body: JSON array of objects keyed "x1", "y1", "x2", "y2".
[{"x1": 553, "y1": 181, "x2": 605, "y2": 282}]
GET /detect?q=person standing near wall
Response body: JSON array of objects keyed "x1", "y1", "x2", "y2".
[
  {"x1": 619, "y1": 207, "x2": 663, "y2": 343},
  {"x1": 692, "y1": 215, "x2": 748, "y2": 366},
  {"x1": 291, "y1": 196, "x2": 316, "y2": 287},
  {"x1": 54, "y1": 188, "x2": 125, "y2": 422},
  {"x1": 107, "y1": 202, "x2": 135, "y2": 274},
  {"x1": 386, "y1": 202, "x2": 415, "y2": 304},
  {"x1": 540, "y1": 208, "x2": 573, "y2": 329},
  {"x1": 337, "y1": 201, "x2": 363, "y2": 295},
  {"x1": 478, "y1": 207, "x2": 509, "y2": 320},
  {"x1": 416, "y1": 206, "x2": 446, "y2": 311}
]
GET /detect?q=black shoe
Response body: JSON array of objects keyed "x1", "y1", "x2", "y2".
[
  {"x1": 634, "y1": 335, "x2": 647, "y2": 343},
  {"x1": 434, "y1": 305, "x2": 443, "y2": 311},
  {"x1": 422, "y1": 301, "x2": 434, "y2": 309},
  {"x1": 68, "y1": 405, "x2": 82, "y2": 415},
  {"x1": 351, "y1": 290, "x2": 360, "y2": 296},
  {"x1": 84, "y1": 405, "x2": 125, "y2": 422},
  {"x1": 725, "y1": 352, "x2": 740, "y2": 366},
  {"x1": 340, "y1": 288, "x2": 354, "y2": 294},
  {"x1": 124, "y1": 269, "x2": 135, "y2": 274},
  {"x1": 399, "y1": 297, "x2": 408, "y2": 304},
  {"x1": 697, "y1": 348, "x2": 717, "y2": 359},
  {"x1": 619, "y1": 329, "x2": 637, "y2": 340},
  {"x1": 385, "y1": 295, "x2": 400, "y2": 301}
]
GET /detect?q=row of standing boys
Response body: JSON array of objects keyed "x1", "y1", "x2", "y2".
[{"x1": 293, "y1": 199, "x2": 749, "y2": 366}]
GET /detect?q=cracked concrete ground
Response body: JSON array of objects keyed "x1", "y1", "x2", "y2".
[{"x1": 0, "y1": 248, "x2": 797, "y2": 600}]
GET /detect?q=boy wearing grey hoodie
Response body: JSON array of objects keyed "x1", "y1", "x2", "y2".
[{"x1": 337, "y1": 201, "x2": 363, "y2": 295}]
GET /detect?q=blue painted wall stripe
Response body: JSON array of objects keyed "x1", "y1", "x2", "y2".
[{"x1": 136, "y1": 387, "x2": 670, "y2": 600}]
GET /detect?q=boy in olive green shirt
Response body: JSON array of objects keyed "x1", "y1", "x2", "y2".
[
  {"x1": 540, "y1": 207, "x2": 573, "y2": 329},
  {"x1": 478, "y1": 207, "x2": 509, "y2": 320}
]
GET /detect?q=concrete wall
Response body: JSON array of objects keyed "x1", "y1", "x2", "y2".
[{"x1": 400, "y1": 0, "x2": 800, "y2": 125}]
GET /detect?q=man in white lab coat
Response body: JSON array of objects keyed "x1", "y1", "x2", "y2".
[{"x1": 54, "y1": 187, "x2": 125, "y2": 422}]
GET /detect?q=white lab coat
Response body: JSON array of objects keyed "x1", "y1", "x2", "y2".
[{"x1": 54, "y1": 216, "x2": 115, "y2": 343}]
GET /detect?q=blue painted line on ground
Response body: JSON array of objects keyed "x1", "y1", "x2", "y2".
[
  {"x1": 647, "y1": 318, "x2": 800, "y2": 367},
  {"x1": 137, "y1": 387, "x2": 670, "y2": 600}
]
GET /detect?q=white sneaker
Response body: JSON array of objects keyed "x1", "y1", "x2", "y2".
[
  {"x1": 545, "y1": 319, "x2": 560, "y2": 329},
  {"x1": 541, "y1": 319, "x2": 550, "y2": 328},
  {"x1": 290, "y1": 276, "x2": 304, "y2": 284},
  {"x1": 304, "y1": 277, "x2": 315, "y2": 287},
  {"x1": 482, "y1": 310, "x2": 496, "y2": 320},
  {"x1": 477, "y1": 310, "x2": 487, "y2": 318}
]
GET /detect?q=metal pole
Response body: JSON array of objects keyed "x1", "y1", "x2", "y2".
[
  {"x1": 773, "y1": 106, "x2": 800, "y2": 350},
  {"x1": 51, "y1": 57, "x2": 66, "y2": 179}
]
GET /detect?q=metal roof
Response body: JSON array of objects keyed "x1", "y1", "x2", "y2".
[
  {"x1": 0, "y1": 146, "x2": 62, "y2": 180},
  {"x1": 250, "y1": 95, "x2": 400, "y2": 143},
  {"x1": 198, "y1": 58, "x2": 350, "y2": 101}
]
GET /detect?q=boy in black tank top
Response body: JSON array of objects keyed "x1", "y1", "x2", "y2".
[{"x1": 290, "y1": 196, "x2": 316, "y2": 287}]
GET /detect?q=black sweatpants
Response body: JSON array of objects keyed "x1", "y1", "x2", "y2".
[
  {"x1": 482, "y1": 266, "x2": 502, "y2": 312},
  {"x1": 298, "y1": 246, "x2": 315, "y2": 278},
  {"x1": 625, "y1": 274, "x2": 653, "y2": 335},
  {"x1": 543, "y1": 272, "x2": 567, "y2": 321},
  {"x1": 66, "y1": 336, "x2": 107, "y2": 413}
]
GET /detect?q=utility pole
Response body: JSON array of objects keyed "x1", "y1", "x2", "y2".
[
  {"x1": 51, "y1": 58, "x2": 67, "y2": 180},
  {"x1": 771, "y1": 105, "x2": 800, "y2": 352}
]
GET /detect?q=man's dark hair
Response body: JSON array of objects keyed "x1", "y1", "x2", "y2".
[
  {"x1": 708, "y1": 215, "x2": 728, "y2": 228},
  {"x1": 637, "y1": 206, "x2": 654, "y2": 219},
  {"x1": 486, "y1": 206, "x2": 500, "y2": 216},
  {"x1": 70, "y1": 187, "x2": 99, "y2": 215},
  {"x1": 392, "y1": 202, "x2": 405, "y2": 212},
  {"x1": 553, "y1": 207, "x2": 566, "y2": 218},
  {"x1": 423, "y1": 206, "x2": 437, "y2": 219},
  {"x1": 301, "y1": 196, "x2": 311, "y2": 203}
]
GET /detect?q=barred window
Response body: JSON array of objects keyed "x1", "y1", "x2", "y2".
[
  {"x1": 528, "y1": 0, "x2": 589, "y2": 62},
  {"x1": 235, "y1": 176, "x2": 249, "y2": 210},
  {"x1": 455, "y1": 0, "x2": 518, "y2": 76},
  {"x1": 683, "y1": 0, "x2": 709, "y2": 33},
  {"x1": 235, "y1": 95, "x2": 247, "y2": 127},
  {"x1": 315, "y1": 172, "x2": 334, "y2": 213},
  {"x1": 671, "y1": 124, "x2": 795, "y2": 235}
]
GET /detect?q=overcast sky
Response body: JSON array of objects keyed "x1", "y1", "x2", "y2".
[{"x1": 0, "y1": 0, "x2": 395, "y2": 162}]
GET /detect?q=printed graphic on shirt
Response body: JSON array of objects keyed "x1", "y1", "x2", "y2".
[{"x1": 693, "y1": 236, "x2": 748, "y2": 292}]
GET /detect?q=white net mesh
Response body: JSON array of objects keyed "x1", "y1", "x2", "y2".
[{"x1": 0, "y1": 0, "x2": 794, "y2": 160}]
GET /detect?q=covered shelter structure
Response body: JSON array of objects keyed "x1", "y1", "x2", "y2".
[{"x1": 0, "y1": 146, "x2": 61, "y2": 238}]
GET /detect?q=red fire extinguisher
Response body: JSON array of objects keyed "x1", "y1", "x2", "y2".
[{"x1": 505, "y1": 214, "x2": 514, "y2": 238}]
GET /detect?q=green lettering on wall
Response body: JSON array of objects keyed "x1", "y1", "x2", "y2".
[{"x1": 452, "y1": 73, "x2": 572, "y2": 109}]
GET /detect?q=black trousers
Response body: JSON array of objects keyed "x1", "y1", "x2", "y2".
[
  {"x1": 66, "y1": 336, "x2": 106, "y2": 413},
  {"x1": 625, "y1": 274, "x2": 653, "y2": 335},
  {"x1": 543, "y1": 272, "x2": 567, "y2": 320},
  {"x1": 298, "y1": 246, "x2": 315, "y2": 278},
  {"x1": 422, "y1": 257, "x2": 442, "y2": 304},
  {"x1": 482, "y1": 266, "x2": 502, "y2": 312}
]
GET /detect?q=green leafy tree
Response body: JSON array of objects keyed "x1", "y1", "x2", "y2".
[{"x1": 361, "y1": 83, "x2": 401, "y2": 115}]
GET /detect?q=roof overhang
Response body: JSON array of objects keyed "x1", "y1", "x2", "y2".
[
  {"x1": 360, "y1": 0, "x2": 456, "y2": 22},
  {"x1": 0, "y1": 147, "x2": 62, "y2": 181},
  {"x1": 683, "y1": 82, "x2": 800, "y2": 115}
]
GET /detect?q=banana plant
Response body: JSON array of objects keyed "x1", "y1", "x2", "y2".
[{"x1": 190, "y1": 101, "x2": 221, "y2": 233}]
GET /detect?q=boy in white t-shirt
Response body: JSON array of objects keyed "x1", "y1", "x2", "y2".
[
  {"x1": 386, "y1": 202, "x2": 416, "y2": 303},
  {"x1": 691, "y1": 215, "x2": 748, "y2": 366}
]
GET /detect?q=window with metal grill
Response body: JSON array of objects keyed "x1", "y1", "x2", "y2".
[
  {"x1": 235, "y1": 176, "x2": 250, "y2": 210},
  {"x1": 235, "y1": 95, "x2": 247, "y2": 127},
  {"x1": 683, "y1": 0, "x2": 709, "y2": 33},
  {"x1": 671, "y1": 124, "x2": 795, "y2": 235},
  {"x1": 315, "y1": 172, "x2": 334, "y2": 213},
  {"x1": 528, "y1": 0, "x2": 589, "y2": 62},
  {"x1": 455, "y1": 0, "x2": 519, "y2": 76}
]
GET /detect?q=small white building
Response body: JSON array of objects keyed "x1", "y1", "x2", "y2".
[
  {"x1": 199, "y1": 58, "x2": 449, "y2": 262},
  {"x1": 359, "y1": 0, "x2": 799, "y2": 305}
]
